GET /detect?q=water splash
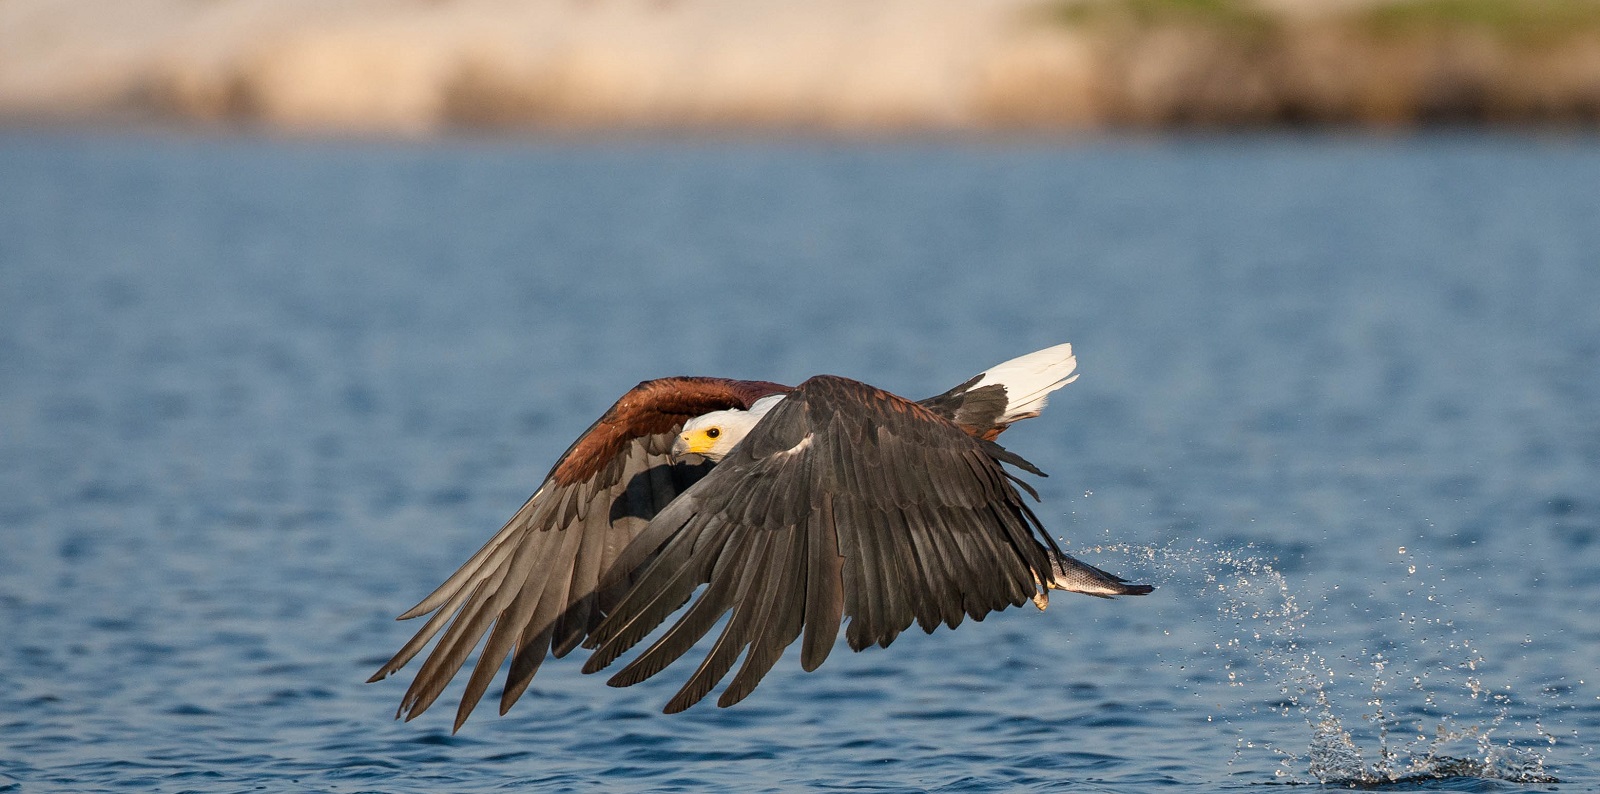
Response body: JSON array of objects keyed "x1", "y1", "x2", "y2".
[{"x1": 1082, "y1": 540, "x2": 1563, "y2": 785}]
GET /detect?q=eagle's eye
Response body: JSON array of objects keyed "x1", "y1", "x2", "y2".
[{"x1": 705, "y1": 427, "x2": 721, "y2": 439}]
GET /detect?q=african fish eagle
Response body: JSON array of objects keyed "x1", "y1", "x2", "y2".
[{"x1": 370, "y1": 343, "x2": 1151, "y2": 728}]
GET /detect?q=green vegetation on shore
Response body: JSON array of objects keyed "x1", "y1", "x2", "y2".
[
  {"x1": 1051, "y1": 0, "x2": 1600, "y2": 42},
  {"x1": 1049, "y1": 0, "x2": 1273, "y2": 32},
  {"x1": 1038, "y1": 0, "x2": 1600, "y2": 126},
  {"x1": 1358, "y1": 0, "x2": 1600, "y2": 43}
]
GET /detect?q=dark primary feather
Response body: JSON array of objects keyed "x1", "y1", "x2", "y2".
[
  {"x1": 369, "y1": 377, "x2": 786, "y2": 730},
  {"x1": 583, "y1": 375, "x2": 1065, "y2": 712}
]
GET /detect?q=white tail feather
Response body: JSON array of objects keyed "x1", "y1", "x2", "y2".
[{"x1": 971, "y1": 343, "x2": 1079, "y2": 424}]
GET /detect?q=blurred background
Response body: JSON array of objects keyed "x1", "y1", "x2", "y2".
[
  {"x1": 6, "y1": 0, "x2": 1600, "y2": 132},
  {"x1": 3, "y1": 1, "x2": 1598, "y2": 792}
]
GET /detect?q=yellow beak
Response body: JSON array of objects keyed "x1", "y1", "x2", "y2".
[{"x1": 672, "y1": 431, "x2": 712, "y2": 460}]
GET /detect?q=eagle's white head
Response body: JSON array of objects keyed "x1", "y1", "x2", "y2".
[{"x1": 672, "y1": 394, "x2": 785, "y2": 463}]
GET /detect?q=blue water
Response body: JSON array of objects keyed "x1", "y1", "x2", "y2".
[{"x1": 2, "y1": 130, "x2": 1597, "y2": 792}]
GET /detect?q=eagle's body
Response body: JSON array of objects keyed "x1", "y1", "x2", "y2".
[{"x1": 371, "y1": 344, "x2": 1150, "y2": 728}]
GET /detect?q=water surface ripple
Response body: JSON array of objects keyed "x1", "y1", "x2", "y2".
[{"x1": 1, "y1": 131, "x2": 1595, "y2": 792}]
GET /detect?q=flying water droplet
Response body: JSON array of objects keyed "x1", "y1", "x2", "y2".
[{"x1": 1090, "y1": 540, "x2": 1565, "y2": 785}]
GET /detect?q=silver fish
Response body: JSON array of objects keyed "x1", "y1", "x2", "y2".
[{"x1": 1046, "y1": 550, "x2": 1154, "y2": 600}]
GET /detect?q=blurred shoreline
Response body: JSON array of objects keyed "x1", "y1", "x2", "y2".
[{"x1": 5, "y1": 0, "x2": 1600, "y2": 134}]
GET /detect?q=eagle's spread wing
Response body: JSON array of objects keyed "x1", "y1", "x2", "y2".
[
  {"x1": 369, "y1": 376, "x2": 787, "y2": 730},
  {"x1": 582, "y1": 375, "x2": 1063, "y2": 713}
]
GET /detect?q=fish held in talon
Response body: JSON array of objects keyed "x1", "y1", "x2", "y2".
[
  {"x1": 1046, "y1": 550, "x2": 1156, "y2": 599},
  {"x1": 370, "y1": 342, "x2": 1152, "y2": 727}
]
